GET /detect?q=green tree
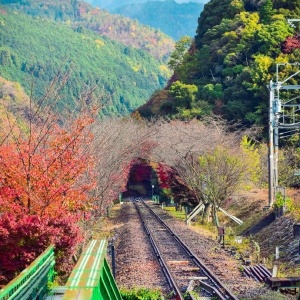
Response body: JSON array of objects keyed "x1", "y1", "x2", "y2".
[
  {"x1": 197, "y1": 146, "x2": 252, "y2": 226},
  {"x1": 240, "y1": 136, "x2": 261, "y2": 186},
  {"x1": 201, "y1": 83, "x2": 223, "y2": 104},
  {"x1": 169, "y1": 81, "x2": 198, "y2": 111},
  {"x1": 0, "y1": 7, "x2": 169, "y2": 117},
  {"x1": 168, "y1": 36, "x2": 192, "y2": 72},
  {"x1": 259, "y1": 0, "x2": 273, "y2": 24},
  {"x1": 158, "y1": 0, "x2": 298, "y2": 130}
]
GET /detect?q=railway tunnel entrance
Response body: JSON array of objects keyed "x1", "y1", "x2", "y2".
[
  {"x1": 122, "y1": 161, "x2": 158, "y2": 198},
  {"x1": 121, "y1": 159, "x2": 198, "y2": 207},
  {"x1": 120, "y1": 159, "x2": 200, "y2": 219}
]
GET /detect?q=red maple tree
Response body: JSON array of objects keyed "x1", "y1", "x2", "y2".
[
  {"x1": 281, "y1": 35, "x2": 300, "y2": 54},
  {"x1": 156, "y1": 163, "x2": 172, "y2": 189},
  {"x1": 0, "y1": 212, "x2": 82, "y2": 285},
  {"x1": 0, "y1": 93, "x2": 98, "y2": 283}
]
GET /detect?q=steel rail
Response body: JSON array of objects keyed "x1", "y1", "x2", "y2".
[
  {"x1": 142, "y1": 200, "x2": 239, "y2": 300},
  {"x1": 134, "y1": 201, "x2": 184, "y2": 300}
]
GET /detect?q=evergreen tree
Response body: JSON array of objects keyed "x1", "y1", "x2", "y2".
[{"x1": 259, "y1": 0, "x2": 273, "y2": 24}]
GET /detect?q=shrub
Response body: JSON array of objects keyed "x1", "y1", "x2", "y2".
[{"x1": 120, "y1": 288, "x2": 163, "y2": 300}]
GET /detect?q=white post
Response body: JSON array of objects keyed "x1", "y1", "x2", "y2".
[
  {"x1": 272, "y1": 246, "x2": 279, "y2": 277},
  {"x1": 269, "y1": 80, "x2": 275, "y2": 207},
  {"x1": 275, "y1": 246, "x2": 279, "y2": 259}
]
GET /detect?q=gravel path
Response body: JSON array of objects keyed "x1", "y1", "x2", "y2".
[
  {"x1": 110, "y1": 202, "x2": 168, "y2": 294},
  {"x1": 107, "y1": 201, "x2": 294, "y2": 299}
]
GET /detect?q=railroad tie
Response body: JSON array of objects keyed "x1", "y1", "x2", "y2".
[
  {"x1": 182, "y1": 267, "x2": 200, "y2": 272},
  {"x1": 188, "y1": 277, "x2": 208, "y2": 280},
  {"x1": 168, "y1": 260, "x2": 190, "y2": 265}
]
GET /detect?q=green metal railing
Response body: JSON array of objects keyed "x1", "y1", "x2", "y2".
[
  {"x1": 62, "y1": 239, "x2": 122, "y2": 300},
  {"x1": 0, "y1": 245, "x2": 55, "y2": 300},
  {"x1": 0, "y1": 240, "x2": 122, "y2": 300}
]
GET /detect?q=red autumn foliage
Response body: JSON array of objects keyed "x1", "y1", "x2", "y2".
[
  {"x1": 156, "y1": 163, "x2": 172, "y2": 189},
  {"x1": 0, "y1": 96, "x2": 160, "y2": 284},
  {"x1": 0, "y1": 105, "x2": 97, "y2": 284},
  {"x1": 0, "y1": 212, "x2": 82, "y2": 285},
  {"x1": 281, "y1": 35, "x2": 300, "y2": 54},
  {"x1": 0, "y1": 114, "x2": 96, "y2": 217}
]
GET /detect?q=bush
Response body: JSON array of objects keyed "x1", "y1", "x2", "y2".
[
  {"x1": 0, "y1": 213, "x2": 82, "y2": 284},
  {"x1": 120, "y1": 288, "x2": 163, "y2": 300},
  {"x1": 273, "y1": 192, "x2": 293, "y2": 211}
]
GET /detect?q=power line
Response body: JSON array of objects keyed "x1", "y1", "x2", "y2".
[{"x1": 268, "y1": 63, "x2": 300, "y2": 207}]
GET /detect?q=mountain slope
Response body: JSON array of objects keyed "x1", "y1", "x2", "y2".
[
  {"x1": 0, "y1": 6, "x2": 170, "y2": 116},
  {"x1": 0, "y1": 0, "x2": 174, "y2": 61},
  {"x1": 0, "y1": 76, "x2": 31, "y2": 130},
  {"x1": 138, "y1": 0, "x2": 300, "y2": 128},
  {"x1": 113, "y1": 1, "x2": 204, "y2": 40}
]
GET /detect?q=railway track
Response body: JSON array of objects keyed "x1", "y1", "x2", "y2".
[{"x1": 134, "y1": 200, "x2": 239, "y2": 300}]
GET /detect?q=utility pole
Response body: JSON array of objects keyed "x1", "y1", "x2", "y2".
[
  {"x1": 268, "y1": 80, "x2": 275, "y2": 207},
  {"x1": 268, "y1": 63, "x2": 300, "y2": 207},
  {"x1": 267, "y1": 17, "x2": 300, "y2": 208}
]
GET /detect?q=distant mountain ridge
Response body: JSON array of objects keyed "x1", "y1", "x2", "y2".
[
  {"x1": 112, "y1": 1, "x2": 204, "y2": 40},
  {"x1": 0, "y1": 3, "x2": 171, "y2": 117},
  {"x1": 0, "y1": 0, "x2": 174, "y2": 61},
  {"x1": 86, "y1": 0, "x2": 209, "y2": 11}
]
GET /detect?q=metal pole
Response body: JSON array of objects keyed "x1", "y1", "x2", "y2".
[
  {"x1": 274, "y1": 120, "x2": 279, "y2": 190},
  {"x1": 268, "y1": 80, "x2": 275, "y2": 207},
  {"x1": 273, "y1": 76, "x2": 281, "y2": 193},
  {"x1": 111, "y1": 244, "x2": 116, "y2": 279}
]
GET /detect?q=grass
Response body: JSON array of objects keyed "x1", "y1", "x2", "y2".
[
  {"x1": 163, "y1": 206, "x2": 187, "y2": 220},
  {"x1": 240, "y1": 290, "x2": 292, "y2": 300},
  {"x1": 120, "y1": 288, "x2": 164, "y2": 300},
  {"x1": 162, "y1": 203, "x2": 258, "y2": 259},
  {"x1": 90, "y1": 203, "x2": 124, "y2": 240}
]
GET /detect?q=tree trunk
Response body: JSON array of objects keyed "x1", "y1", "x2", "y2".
[
  {"x1": 212, "y1": 205, "x2": 219, "y2": 227},
  {"x1": 201, "y1": 203, "x2": 211, "y2": 224}
]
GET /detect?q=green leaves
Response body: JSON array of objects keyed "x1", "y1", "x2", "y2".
[
  {"x1": 201, "y1": 83, "x2": 223, "y2": 104},
  {"x1": 168, "y1": 36, "x2": 192, "y2": 72},
  {"x1": 162, "y1": 0, "x2": 300, "y2": 127},
  {"x1": 259, "y1": 0, "x2": 273, "y2": 24},
  {"x1": 240, "y1": 136, "x2": 261, "y2": 185},
  {"x1": 0, "y1": 5, "x2": 169, "y2": 117},
  {"x1": 167, "y1": 81, "x2": 200, "y2": 118},
  {"x1": 169, "y1": 81, "x2": 198, "y2": 103},
  {"x1": 120, "y1": 288, "x2": 163, "y2": 300}
]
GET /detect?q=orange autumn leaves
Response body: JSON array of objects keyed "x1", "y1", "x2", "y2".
[{"x1": 0, "y1": 113, "x2": 97, "y2": 218}]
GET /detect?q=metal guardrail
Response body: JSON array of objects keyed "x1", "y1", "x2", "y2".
[
  {"x1": 62, "y1": 239, "x2": 122, "y2": 300},
  {"x1": 1, "y1": 240, "x2": 122, "y2": 300},
  {"x1": 0, "y1": 245, "x2": 55, "y2": 300},
  {"x1": 186, "y1": 203, "x2": 204, "y2": 226}
]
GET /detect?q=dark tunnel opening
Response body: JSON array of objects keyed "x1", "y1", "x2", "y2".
[{"x1": 122, "y1": 161, "x2": 158, "y2": 198}]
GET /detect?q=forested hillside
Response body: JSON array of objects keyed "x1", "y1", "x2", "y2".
[
  {"x1": 0, "y1": 6, "x2": 170, "y2": 116},
  {"x1": 138, "y1": 0, "x2": 300, "y2": 129},
  {"x1": 0, "y1": 0, "x2": 174, "y2": 61},
  {"x1": 113, "y1": 1, "x2": 204, "y2": 40}
]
